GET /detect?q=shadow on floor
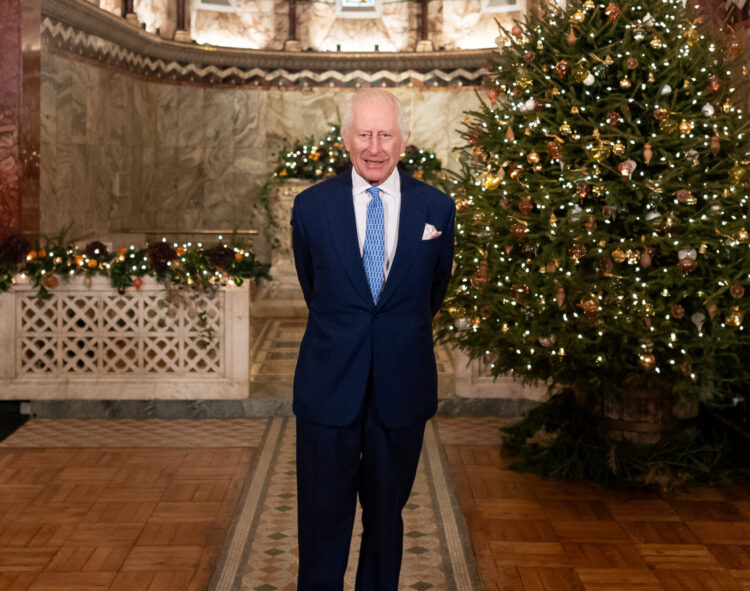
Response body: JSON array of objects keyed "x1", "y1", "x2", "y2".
[{"x1": 0, "y1": 402, "x2": 29, "y2": 443}]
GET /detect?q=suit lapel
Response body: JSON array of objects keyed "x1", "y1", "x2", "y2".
[
  {"x1": 377, "y1": 171, "x2": 426, "y2": 309},
  {"x1": 324, "y1": 171, "x2": 374, "y2": 307}
]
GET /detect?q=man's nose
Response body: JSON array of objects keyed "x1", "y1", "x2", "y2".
[{"x1": 367, "y1": 135, "x2": 381, "y2": 152}]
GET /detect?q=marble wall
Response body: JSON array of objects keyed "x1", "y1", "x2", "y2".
[
  {"x1": 40, "y1": 51, "x2": 480, "y2": 258},
  {"x1": 97, "y1": 0, "x2": 517, "y2": 50}
]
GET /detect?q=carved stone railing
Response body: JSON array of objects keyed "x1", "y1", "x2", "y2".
[
  {"x1": 0, "y1": 276, "x2": 249, "y2": 399},
  {"x1": 452, "y1": 349, "x2": 548, "y2": 402}
]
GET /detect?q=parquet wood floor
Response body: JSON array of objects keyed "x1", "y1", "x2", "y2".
[
  {"x1": 437, "y1": 418, "x2": 750, "y2": 591},
  {"x1": 0, "y1": 421, "x2": 262, "y2": 591}
]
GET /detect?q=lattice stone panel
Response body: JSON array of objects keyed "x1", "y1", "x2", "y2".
[
  {"x1": 17, "y1": 289, "x2": 224, "y2": 375},
  {"x1": 0, "y1": 276, "x2": 249, "y2": 399}
]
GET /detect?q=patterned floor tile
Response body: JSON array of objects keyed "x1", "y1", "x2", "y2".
[
  {"x1": 219, "y1": 418, "x2": 477, "y2": 590},
  {"x1": 0, "y1": 419, "x2": 268, "y2": 448}
]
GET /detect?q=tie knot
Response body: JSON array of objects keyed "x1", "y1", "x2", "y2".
[{"x1": 367, "y1": 186, "x2": 381, "y2": 199}]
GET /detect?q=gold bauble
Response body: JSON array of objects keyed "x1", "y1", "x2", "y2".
[
  {"x1": 685, "y1": 28, "x2": 700, "y2": 46},
  {"x1": 739, "y1": 228, "x2": 749, "y2": 242},
  {"x1": 482, "y1": 174, "x2": 501, "y2": 190},
  {"x1": 612, "y1": 248, "x2": 627, "y2": 263},
  {"x1": 659, "y1": 118, "x2": 678, "y2": 133},
  {"x1": 648, "y1": 72, "x2": 656, "y2": 83},
  {"x1": 612, "y1": 141, "x2": 626, "y2": 156},
  {"x1": 583, "y1": 0, "x2": 595, "y2": 9},
  {"x1": 570, "y1": 106, "x2": 580, "y2": 114},
  {"x1": 722, "y1": 99, "x2": 733, "y2": 113},
  {"x1": 661, "y1": 213, "x2": 677, "y2": 232},
  {"x1": 527, "y1": 151, "x2": 541, "y2": 165},
  {"x1": 619, "y1": 76, "x2": 631, "y2": 88},
  {"x1": 515, "y1": 70, "x2": 533, "y2": 89},
  {"x1": 639, "y1": 351, "x2": 656, "y2": 370},
  {"x1": 571, "y1": 10, "x2": 585, "y2": 23},
  {"x1": 650, "y1": 37, "x2": 664, "y2": 49},
  {"x1": 726, "y1": 306, "x2": 744, "y2": 327},
  {"x1": 571, "y1": 65, "x2": 589, "y2": 83},
  {"x1": 729, "y1": 163, "x2": 748, "y2": 185},
  {"x1": 679, "y1": 119, "x2": 692, "y2": 134},
  {"x1": 560, "y1": 121, "x2": 572, "y2": 135},
  {"x1": 589, "y1": 142, "x2": 611, "y2": 163}
]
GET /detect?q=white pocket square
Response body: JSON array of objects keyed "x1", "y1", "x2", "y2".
[{"x1": 422, "y1": 223, "x2": 442, "y2": 240}]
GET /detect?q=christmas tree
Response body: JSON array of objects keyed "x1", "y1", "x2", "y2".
[{"x1": 439, "y1": 0, "x2": 750, "y2": 406}]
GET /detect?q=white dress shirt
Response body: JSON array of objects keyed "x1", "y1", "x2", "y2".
[{"x1": 352, "y1": 167, "x2": 401, "y2": 280}]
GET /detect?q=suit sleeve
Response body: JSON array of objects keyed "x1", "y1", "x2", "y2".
[
  {"x1": 291, "y1": 198, "x2": 313, "y2": 307},
  {"x1": 430, "y1": 200, "x2": 456, "y2": 316}
]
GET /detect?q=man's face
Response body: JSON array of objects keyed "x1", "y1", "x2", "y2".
[{"x1": 344, "y1": 99, "x2": 409, "y2": 186}]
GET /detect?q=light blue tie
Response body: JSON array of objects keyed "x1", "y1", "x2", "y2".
[{"x1": 363, "y1": 186, "x2": 385, "y2": 304}]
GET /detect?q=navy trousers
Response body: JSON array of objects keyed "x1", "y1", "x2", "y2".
[{"x1": 295, "y1": 385, "x2": 426, "y2": 590}]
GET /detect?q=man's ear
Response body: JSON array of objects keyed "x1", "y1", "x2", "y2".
[{"x1": 342, "y1": 132, "x2": 352, "y2": 153}]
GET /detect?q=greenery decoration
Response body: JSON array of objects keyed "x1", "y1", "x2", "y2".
[
  {"x1": 433, "y1": 0, "x2": 750, "y2": 485},
  {"x1": 0, "y1": 233, "x2": 271, "y2": 299},
  {"x1": 256, "y1": 124, "x2": 448, "y2": 249},
  {"x1": 437, "y1": 0, "x2": 750, "y2": 405},
  {"x1": 271, "y1": 124, "x2": 445, "y2": 184}
]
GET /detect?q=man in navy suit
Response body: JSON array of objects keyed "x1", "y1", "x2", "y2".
[{"x1": 291, "y1": 88, "x2": 455, "y2": 590}]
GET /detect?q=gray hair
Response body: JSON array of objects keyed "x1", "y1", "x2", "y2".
[{"x1": 341, "y1": 89, "x2": 410, "y2": 141}]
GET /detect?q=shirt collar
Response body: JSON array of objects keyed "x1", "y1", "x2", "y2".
[{"x1": 351, "y1": 166, "x2": 401, "y2": 198}]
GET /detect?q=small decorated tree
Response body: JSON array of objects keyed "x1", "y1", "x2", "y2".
[{"x1": 438, "y1": 0, "x2": 750, "y2": 463}]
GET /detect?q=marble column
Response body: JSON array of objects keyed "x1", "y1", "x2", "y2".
[
  {"x1": 0, "y1": 0, "x2": 40, "y2": 242},
  {"x1": 283, "y1": 0, "x2": 301, "y2": 51},
  {"x1": 415, "y1": 0, "x2": 434, "y2": 51}
]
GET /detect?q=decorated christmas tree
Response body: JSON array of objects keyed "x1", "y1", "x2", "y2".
[{"x1": 439, "y1": 0, "x2": 750, "y2": 411}]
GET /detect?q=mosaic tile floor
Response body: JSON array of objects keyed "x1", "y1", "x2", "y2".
[
  {"x1": 0, "y1": 419, "x2": 268, "y2": 449},
  {"x1": 210, "y1": 418, "x2": 479, "y2": 591},
  {"x1": 249, "y1": 318, "x2": 456, "y2": 398}
]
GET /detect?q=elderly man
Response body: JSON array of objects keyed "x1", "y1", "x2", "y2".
[{"x1": 291, "y1": 88, "x2": 455, "y2": 590}]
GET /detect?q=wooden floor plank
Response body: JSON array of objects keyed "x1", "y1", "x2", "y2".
[{"x1": 437, "y1": 419, "x2": 750, "y2": 591}]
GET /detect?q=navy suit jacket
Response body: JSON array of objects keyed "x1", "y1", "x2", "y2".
[{"x1": 290, "y1": 167, "x2": 456, "y2": 429}]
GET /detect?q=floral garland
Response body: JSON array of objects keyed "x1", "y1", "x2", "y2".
[{"x1": 0, "y1": 234, "x2": 271, "y2": 299}]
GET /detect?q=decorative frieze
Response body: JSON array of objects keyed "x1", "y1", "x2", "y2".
[{"x1": 41, "y1": 0, "x2": 492, "y2": 88}]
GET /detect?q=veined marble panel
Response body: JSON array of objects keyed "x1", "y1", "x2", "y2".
[
  {"x1": 442, "y1": 1, "x2": 517, "y2": 49},
  {"x1": 40, "y1": 49, "x2": 481, "y2": 255},
  {"x1": 296, "y1": 1, "x2": 336, "y2": 51},
  {"x1": 192, "y1": 0, "x2": 284, "y2": 49},
  {"x1": 134, "y1": 0, "x2": 169, "y2": 34}
]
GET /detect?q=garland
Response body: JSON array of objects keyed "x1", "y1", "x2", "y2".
[
  {"x1": 0, "y1": 233, "x2": 271, "y2": 299},
  {"x1": 273, "y1": 124, "x2": 445, "y2": 183},
  {"x1": 256, "y1": 124, "x2": 447, "y2": 246}
]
